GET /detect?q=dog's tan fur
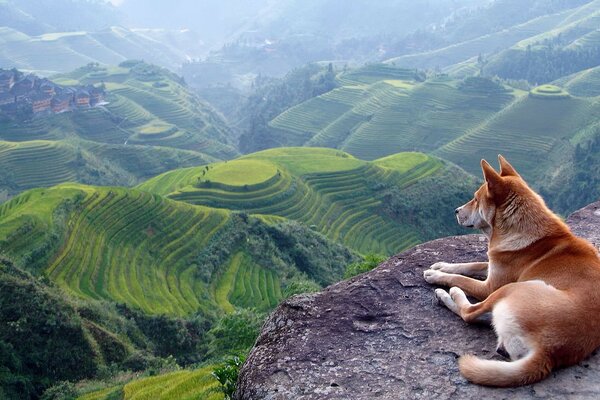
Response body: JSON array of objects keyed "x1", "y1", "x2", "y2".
[{"x1": 423, "y1": 155, "x2": 600, "y2": 387}]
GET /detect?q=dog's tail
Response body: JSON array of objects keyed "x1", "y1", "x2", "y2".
[{"x1": 459, "y1": 350, "x2": 552, "y2": 387}]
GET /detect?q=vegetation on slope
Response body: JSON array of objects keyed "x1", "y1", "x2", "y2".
[
  {"x1": 258, "y1": 66, "x2": 514, "y2": 161},
  {"x1": 483, "y1": 1, "x2": 600, "y2": 84},
  {"x1": 140, "y1": 148, "x2": 477, "y2": 256},
  {"x1": 0, "y1": 256, "x2": 218, "y2": 400},
  {"x1": 0, "y1": 61, "x2": 236, "y2": 199},
  {"x1": 0, "y1": 183, "x2": 356, "y2": 317}
]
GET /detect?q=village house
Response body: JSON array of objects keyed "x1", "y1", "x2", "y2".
[
  {"x1": 88, "y1": 85, "x2": 104, "y2": 105},
  {"x1": 31, "y1": 93, "x2": 52, "y2": 113},
  {"x1": 0, "y1": 68, "x2": 106, "y2": 119},
  {"x1": 39, "y1": 80, "x2": 56, "y2": 96},
  {"x1": 76, "y1": 89, "x2": 91, "y2": 107},
  {"x1": 51, "y1": 94, "x2": 71, "y2": 113}
]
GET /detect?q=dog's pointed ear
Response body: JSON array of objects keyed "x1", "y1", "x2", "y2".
[
  {"x1": 498, "y1": 154, "x2": 519, "y2": 177},
  {"x1": 481, "y1": 159, "x2": 502, "y2": 190}
]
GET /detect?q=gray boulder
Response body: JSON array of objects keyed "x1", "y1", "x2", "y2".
[{"x1": 236, "y1": 202, "x2": 600, "y2": 399}]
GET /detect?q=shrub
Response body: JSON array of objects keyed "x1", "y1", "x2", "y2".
[
  {"x1": 207, "y1": 310, "x2": 264, "y2": 359},
  {"x1": 344, "y1": 254, "x2": 386, "y2": 279},
  {"x1": 212, "y1": 355, "x2": 246, "y2": 400}
]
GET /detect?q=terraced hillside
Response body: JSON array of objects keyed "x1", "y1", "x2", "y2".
[
  {"x1": 555, "y1": 65, "x2": 600, "y2": 97},
  {"x1": 480, "y1": 1, "x2": 600, "y2": 83},
  {"x1": 385, "y1": 1, "x2": 600, "y2": 74},
  {"x1": 78, "y1": 366, "x2": 223, "y2": 400},
  {"x1": 0, "y1": 182, "x2": 356, "y2": 316},
  {"x1": 267, "y1": 66, "x2": 516, "y2": 160},
  {"x1": 0, "y1": 62, "x2": 236, "y2": 198},
  {"x1": 435, "y1": 88, "x2": 600, "y2": 179},
  {"x1": 0, "y1": 26, "x2": 204, "y2": 74},
  {"x1": 140, "y1": 148, "x2": 477, "y2": 256}
]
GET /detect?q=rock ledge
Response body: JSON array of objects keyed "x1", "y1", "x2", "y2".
[{"x1": 236, "y1": 202, "x2": 600, "y2": 399}]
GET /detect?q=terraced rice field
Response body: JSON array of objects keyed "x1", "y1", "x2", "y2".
[
  {"x1": 270, "y1": 72, "x2": 515, "y2": 160},
  {"x1": 140, "y1": 148, "x2": 444, "y2": 255},
  {"x1": 555, "y1": 66, "x2": 600, "y2": 97},
  {"x1": 0, "y1": 62, "x2": 238, "y2": 198},
  {"x1": 214, "y1": 252, "x2": 282, "y2": 312},
  {"x1": 0, "y1": 140, "x2": 77, "y2": 192},
  {"x1": 384, "y1": 8, "x2": 577, "y2": 69},
  {"x1": 0, "y1": 26, "x2": 189, "y2": 74},
  {"x1": 435, "y1": 93, "x2": 600, "y2": 177},
  {"x1": 78, "y1": 366, "x2": 223, "y2": 400},
  {"x1": 15, "y1": 184, "x2": 231, "y2": 316}
]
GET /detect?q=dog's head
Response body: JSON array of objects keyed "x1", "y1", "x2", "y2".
[{"x1": 455, "y1": 155, "x2": 522, "y2": 231}]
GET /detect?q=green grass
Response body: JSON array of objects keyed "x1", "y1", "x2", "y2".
[
  {"x1": 0, "y1": 26, "x2": 191, "y2": 75},
  {"x1": 140, "y1": 149, "x2": 449, "y2": 256},
  {"x1": 78, "y1": 366, "x2": 223, "y2": 400},
  {"x1": 201, "y1": 159, "x2": 279, "y2": 186}
]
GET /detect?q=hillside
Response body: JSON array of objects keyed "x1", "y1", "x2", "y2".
[
  {"x1": 250, "y1": 66, "x2": 600, "y2": 213},
  {"x1": 257, "y1": 66, "x2": 515, "y2": 160},
  {"x1": 0, "y1": 25, "x2": 206, "y2": 75},
  {"x1": 0, "y1": 61, "x2": 237, "y2": 199},
  {"x1": 385, "y1": 0, "x2": 600, "y2": 76},
  {"x1": 0, "y1": 183, "x2": 356, "y2": 317},
  {"x1": 139, "y1": 148, "x2": 478, "y2": 256}
]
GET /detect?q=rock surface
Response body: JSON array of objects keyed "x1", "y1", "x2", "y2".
[{"x1": 236, "y1": 202, "x2": 600, "y2": 399}]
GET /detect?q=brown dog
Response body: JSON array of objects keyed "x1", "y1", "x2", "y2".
[{"x1": 423, "y1": 155, "x2": 600, "y2": 387}]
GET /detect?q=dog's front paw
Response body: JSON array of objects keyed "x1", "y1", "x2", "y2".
[
  {"x1": 423, "y1": 269, "x2": 445, "y2": 285},
  {"x1": 430, "y1": 261, "x2": 451, "y2": 271}
]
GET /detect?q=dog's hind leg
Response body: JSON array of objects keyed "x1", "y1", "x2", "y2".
[
  {"x1": 435, "y1": 287, "x2": 492, "y2": 325},
  {"x1": 424, "y1": 269, "x2": 491, "y2": 300},
  {"x1": 430, "y1": 262, "x2": 488, "y2": 278}
]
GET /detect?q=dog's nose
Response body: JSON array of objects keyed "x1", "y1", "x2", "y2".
[{"x1": 454, "y1": 208, "x2": 460, "y2": 214}]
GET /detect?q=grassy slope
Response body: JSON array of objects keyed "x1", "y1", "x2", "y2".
[
  {"x1": 0, "y1": 180, "x2": 356, "y2": 316},
  {"x1": 385, "y1": 1, "x2": 600, "y2": 71},
  {"x1": 554, "y1": 65, "x2": 600, "y2": 97},
  {"x1": 0, "y1": 62, "x2": 236, "y2": 198},
  {"x1": 434, "y1": 90, "x2": 600, "y2": 179},
  {"x1": 0, "y1": 26, "x2": 194, "y2": 74},
  {"x1": 267, "y1": 65, "x2": 515, "y2": 160},
  {"x1": 139, "y1": 148, "x2": 473, "y2": 257},
  {"x1": 265, "y1": 63, "x2": 600, "y2": 191},
  {"x1": 0, "y1": 184, "x2": 230, "y2": 315},
  {"x1": 78, "y1": 366, "x2": 224, "y2": 400}
]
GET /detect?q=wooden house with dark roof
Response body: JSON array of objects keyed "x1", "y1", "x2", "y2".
[
  {"x1": 75, "y1": 89, "x2": 90, "y2": 107},
  {"x1": 51, "y1": 94, "x2": 71, "y2": 113},
  {"x1": 32, "y1": 93, "x2": 52, "y2": 113}
]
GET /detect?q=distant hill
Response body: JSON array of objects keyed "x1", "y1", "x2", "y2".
[
  {"x1": 0, "y1": 61, "x2": 237, "y2": 200},
  {"x1": 0, "y1": 0, "x2": 119, "y2": 36},
  {"x1": 0, "y1": 26, "x2": 206, "y2": 75},
  {"x1": 385, "y1": 0, "x2": 600, "y2": 78},
  {"x1": 139, "y1": 147, "x2": 478, "y2": 256}
]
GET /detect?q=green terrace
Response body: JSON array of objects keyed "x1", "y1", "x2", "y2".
[
  {"x1": 139, "y1": 148, "x2": 448, "y2": 256},
  {"x1": 269, "y1": 70, "x2": 515, "y2": 161}
]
